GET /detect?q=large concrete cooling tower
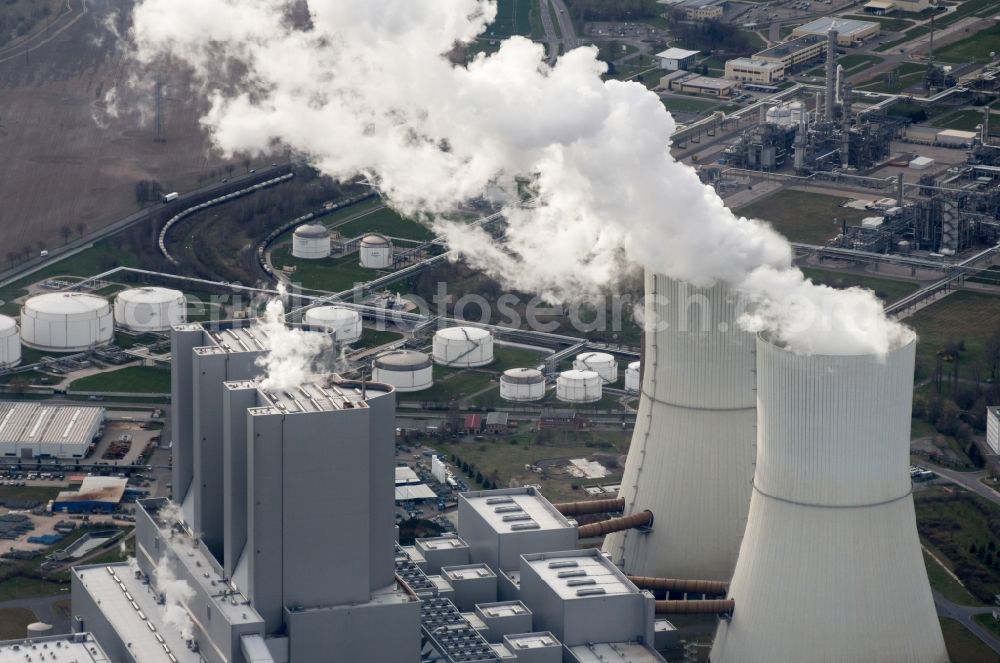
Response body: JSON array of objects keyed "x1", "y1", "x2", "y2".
[
  {"x1": 603, "y1": 272, "x2": 756, "y2": 581},
  {"x1": 711, "y1": 335, "x2": 947, "y2": 663}
]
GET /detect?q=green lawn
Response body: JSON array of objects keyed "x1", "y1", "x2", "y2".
[
  {"x1": 398, "y1": 367, "x2": 495, "y2": 402},
  {"x1": 800, "y1": 268, "x2": 920, "y2": 304},
  {"x1": 273, "y1": 246, "x2": 377, "y2": 294},
  {"x1": 432, "y1": 429, "x2": 633, "y2": 502},
  {"x1": 0, "y1": 576, "x2": 68, "y2": 602},
  {"x1": 660, "y1": 96, "x2": 721, "y2": 113},
  {"x1": 735, "y1": 190, "x2": 869, "y2": 244},
  {"x1": 923, "y1": 549, "x2": 983, "y2": 606},
  {"x1": 335, "y1": 206, "x2": 434, "y2": 242},
  {"x1": 0, "y1": 485, "x2": 62, "y2": 503},
  {"x1": 491, "y1": 346, "x2": 547, "y2": 372},
  {"x1": 940, "y1": 618, "x2": 1000, "y2": 662},
  {"x1": 907, "y1": 291, "x2": 1000, "y2": 382},
  {"x1": 807, "y1": 54, "x2": 883, "y2": 77},
  {"x1": 916, "y1": 486, "x2": 1000, "y2": 604},
  {"x1": 485, "y1": 0, "x2": 533, "y2": 38},
  {"x1": 856, "y1": 61, "x2": 928, "y2": 93},
  {"x1": 874, "y1": 25, "x2": 931, "y2": 52},
  {"x1": 974, "y1": 613, "x2": 1000, "y2": 640},
  {"x1": 70, "y1": 366, "x2": 171, "y2": 394},
  {"x1": 936, "y1": 23, "x2": 1000, "y2": 63},
  {"x1": 360, "y1": 328, "x2": 404, "y2": 349},
  {"x1": 938, "y1": 0, "x2": 1000, "y2": 26},
  {"x1": 933, "y1": 109, "x2": 1000, "y2": 131}
]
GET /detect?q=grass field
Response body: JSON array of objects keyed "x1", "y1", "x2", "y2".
[
  {"x1": 0, "y1": 576, "x2": 68, "y2": 602},
  {"x1": 485, "y1": 0, "x2": 533, "y2": 38},
  {"x1": 335, "y1": 206, "x2": 434, "y2": 242},
  {"x1": 272, "y1": 246, "x2": 376, "y2": 294},
  {"x1": 399, "y1": 368, "x2": 495, "y2": 403},
  {"x1": 933, "y1": 109, "x2": 1000, "y2": 131},
  {"x1": 735, "y1": 190, "x2": 869, "y2": 244},
  {"x1": 0, "y1": 484, "x2": 61, "y2": 503},
  {"x1": 431, "y1": 428, "x2": 633, "y2": 502},
  {"x1": 936, "y1": 23, "x2": 1000, "y2": 63},
  {"x1": 70, "y1": 366, "x2": 172, "y2": 394},
  {"x1": 907, "y1": 291, "x2": 1000, "y2": 382},
  {"x1": 661, "y1": 96, "x2": 721, "y2": 113},
  {"x1": 800, "y1": 268, "x2": 920, "y2": 304},
  {"x1": 975, "y1": 614, "x2": 1000, "y2": 640},
  {"x1": 0, "y1": 607, "x2": 36, "y2": 640},
  {"x1": 875, "y1": 25, "x2": 931, "y2": 52},
  {"x1": 807, "y1": 54, "x2": 883, "y2": 77},
  {"x1": 856, "y1": 62, "x2": 928, "y2": 93},
  {"x1": 940, "y1": 618, "x2": 1000, "y2": 662},
  {"x1": 916, "y1": 486, "x2": 1000, "y2": 604},
  {"x1": 923, "y1": 549, "x2": 983, "y2": 605},
  {"x1": 938, "y1": 0, "x2": 1000, "y2": 27}
]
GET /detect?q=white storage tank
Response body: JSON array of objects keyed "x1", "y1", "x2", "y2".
[
  {"x1": 359, "y1": 234, "x2": 393, "y2": 269},
  {"x1": 500, "y1": 368, "x2": 546, "y2": 402},
  {"x1": 372, "y1": 350, "x2": 433, "y2": 392},
  {"x1": 0, "y1": 316, "x2": 21, "y2": 369},
  {"x1": 114, "y1": 287, "x2": 186, "y2": 332},
  {"x1": 573, "y1": 351, "x2": 618, "y2": 384},
  {"x1": 624, "y1": 361, "x2": 641, "y2": 393},
  {"x1": 292, "y1": 223, "x2": 332, "y2": 259},
  {"x1": 304, "y1": 306, "x2": 362, "y2": 344},
  {"x1": 556, "y1": 370, "x2": 602, "y2": 403},
  {"x1": 20, "y1": 293, "x2": 113, "y2": 351},
  {"x1": 432, "y1": 327, "x2": 494, "y2": 367}
]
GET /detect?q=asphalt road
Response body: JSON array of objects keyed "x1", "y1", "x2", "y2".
[
  {"x1": 934, "y1": 590, "x2": 1000, "y2": 655},
  {"x1": 931, "y1": 466, "x2": 1000, "y2": 508},
  {"x1": 549, "y1": 0, "x2": 578, "y2": 50}
]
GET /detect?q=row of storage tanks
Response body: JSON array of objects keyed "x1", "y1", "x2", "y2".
[
  {"x1": 291, "y1": 223, "x2": 394, "y2": 269},
  {"x1": 370, "y1": 326, "x2": 641, "y2": 404},
  {"x1": 0, "y1": 287, "x2": 190, "y2": 368}
]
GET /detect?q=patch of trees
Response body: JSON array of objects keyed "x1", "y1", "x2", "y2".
[
  {"x1": 665, "y1": 16, "x2": 757, "y2": 56},
  {"x1": 134, "y1": 180, "x2": 165, "y2": 206},
  {"x1": 564, "y1": 0, "x2": 661, "y2": 21},
  {"x1": 917, "y1": 492, "x2": 1000, "y2": 603}
]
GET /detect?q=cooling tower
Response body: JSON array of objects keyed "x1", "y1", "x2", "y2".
[
  {"x1": 603, "y1": 272, "x2": 756, "y2": 581},
  {"x1": 711, "y1": 335, "x2": 947, "y2": 663}
]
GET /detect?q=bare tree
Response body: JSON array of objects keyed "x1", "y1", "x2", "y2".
[
  {"x1": 60, "y1": 224, "x2": 72, "y2": 244},
  {"x1": 75, "y1": 222, "x2": 86, "y2": 239},
  {"x1": 20, "y1": 246, "x2": 30, "y2": 262},
  {"x1": 6, "y1": 252, "x2": 18, "y2": 268}
]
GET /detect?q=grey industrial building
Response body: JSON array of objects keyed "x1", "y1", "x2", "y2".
[
  {"x1": 67, "y1": 323, "x2": 674, "y2": 662},
  {"x1": 0, "y1": 401, "x2": 104, "y2": 459}
]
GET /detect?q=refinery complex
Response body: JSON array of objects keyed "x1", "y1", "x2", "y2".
[{"x1": 1, "y1": 0, "x2": 1000, "y2": 661}]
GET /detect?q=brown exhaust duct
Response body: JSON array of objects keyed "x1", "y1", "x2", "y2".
[
  {"x1": 655, "y1": 599, "x2": 735, "y2": 615},
  {"x1": 628, "y1": 575, "x2": 728, "y2": 595},
  {"x1": 553, "y1": 498, "x2": 625, "y2": 517},
  {"x1": 577, "y1": 510, "x2": 652, "y2": 538}
]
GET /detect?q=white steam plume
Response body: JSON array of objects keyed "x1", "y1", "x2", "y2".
[
  {"x1": 123, "y1": 0, "x2": 912, "y2": 356},
  {"x1": 154, "y1": 554, "x2": 196, "y2": 642},
  {"x1": 254, "y1": 289, "x2": 332, "y2": 390}
]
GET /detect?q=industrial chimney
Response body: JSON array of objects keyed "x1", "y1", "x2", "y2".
[
  {"x1": 711, "y1": 335, "x2": 947, "y2": 662},
  {"x1": 603, "y1": 273, "x2": 756, "y2": 581}
]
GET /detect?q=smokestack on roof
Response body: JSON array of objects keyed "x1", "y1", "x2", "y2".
[{"x1": 711, "y1": 335, "x2": 946, "y2": 662}]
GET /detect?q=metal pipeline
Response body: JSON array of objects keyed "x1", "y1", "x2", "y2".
[
  {"x1": 655, "y1": 599, "x2": 735, "y2": 616},
  {"x1": 553, "y1": 498, "x2": 625, "y2": 517},
  {"x1": 627, "y1": 576, "x2": 729, "y2": 595},
  {"x1": 577, "y1": 510, "x2": 653, "y2": 538}
]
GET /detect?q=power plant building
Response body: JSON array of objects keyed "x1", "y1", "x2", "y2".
[
  {"x1": 0, "y1": 401, "x2": 104, "y2": 459},
  {"x1": 711, "y1": 336, "x2": 946, "y2": 662},
  {"x1": 724, "y1": 58, "x2": 786, "y2": 84}
]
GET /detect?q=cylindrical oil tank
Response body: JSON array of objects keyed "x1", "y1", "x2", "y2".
[
  {"x1": 499, "y1": 368, "x2": 546, "y2": 402},
  {"x1": 21, "y1": 293, "x2": 113, "y2": 351},
  {"x1": 372, "y1": 350, "x2": 433, "y2": 392},
  {"x1": 26, "y1": 622, "x2": 52, "y2": 638},
  {"x1": 712, "y1": 335, "x2": 946, "y2": 663},
  {"x1": 292, "y1": 223, "x2": 332, "y2": 259},
  {"x1": 359, "y1": 233, "x2": 393, "y2": 269},
  {"x1": 573, "y1": 351, "x2": 618, "y2": 384},
  {"x1": 624, "y1": 361, "x2": 641, "y2": 393},
  {"x1": 556, "y1": 369, "x2": 602, "y2": 403},
  {"x1": 432, "y1": 327, "x2": 494, "y2": 367},
  {"x1": 304, "y1": 306, "x2": 362, "y2": 344},
  {"x1": 114, "y1": 287, "x2": 186, "y2": 332},
  {"x1": 0, "y1": 316, "x2": 21, "y2": 369}
]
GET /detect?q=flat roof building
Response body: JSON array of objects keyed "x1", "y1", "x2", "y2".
[
  {"x1": 53, "y1": 477, "x2": 127, "y2": 513},
  {"x1": 0, "y1": 402, "x2": 103, "y2": 459},
  {"x1": 675, "y1": 74, "x2": 739, "y2": 97},
  {"x1": 754, "y1": 34, "x2": 827, "y2": 69},
  {"x1": 792, "y1": 17, "x2": 880, "y2": 44},
  {"x1": 0, "y1": 634, "x2": 111, "y2": 663},
  {"x1": 724, "y1": 57, "x2": 787, "y2": 84},
  {"x1": 655, "y1": 47, "x2": 700, "y2": 71},
  {"x1": 674, "y1": 0, "x2": 725, "y2": 20}
]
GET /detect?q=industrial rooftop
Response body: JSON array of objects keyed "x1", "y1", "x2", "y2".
[
  {"x1": 0, "y1": 402, "x2": 103, "y2": 452},
  {"x1": 0, "y1": 634, "x2": 110, "y2": 663},
  {"x1": 253, "y1": 378, "x2": 391, "y2": 414},
  {"x1": 523, "y1": 550, "x2": 636, "y2": 600},
  {"x1": 794, "y1": 16, "x2": 879, "y2": 38},
  {"x1": 461, "y1": 489, "x2": 574, "y2": 534}
]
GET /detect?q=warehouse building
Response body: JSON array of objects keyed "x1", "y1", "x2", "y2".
[
  {"x1": 0, "y1": 402, "x2": 104, "y2": 459},
  {"x1": 792, "y1": 17, "x2": 880, "y2": 44},
  {"x1": 52, "y1": 477, "x2": 128, "y2": 513},
  {"x1": 724, "y1": 57, "x2": 787, "y2": 83}
]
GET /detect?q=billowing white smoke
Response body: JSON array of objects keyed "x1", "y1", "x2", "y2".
[
  {"x1": 124, "y1": 0, "x2": 912, "y2": 355},
  {"x1": 254, "y1": 290, "x2": 331, "y2": 390},
  {"x1": 154, "y1": 554, "x2": 196, "y2": 642}
]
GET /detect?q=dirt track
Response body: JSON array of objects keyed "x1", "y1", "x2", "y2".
[{"x1": 0, "y1": 0, "x2": 235, "y2": 259}]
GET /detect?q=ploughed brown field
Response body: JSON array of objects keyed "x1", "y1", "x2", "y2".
[{"x1": 0, "y1": 0, "x2": 233, "y2": 257}]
